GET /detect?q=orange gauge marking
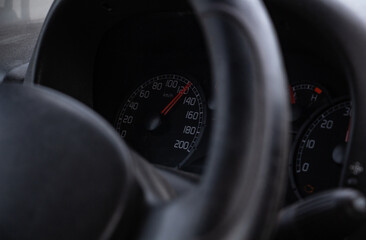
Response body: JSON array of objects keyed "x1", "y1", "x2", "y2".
[
  {"x1": 304, "y1": 184, "x2": 315, "y2": 194},
  {"x1": 289, "y1": 85, "x2": 296, "y2": 104},
  {"x1": 314, "y1": 87, "x2": 323, "y2": 94}
]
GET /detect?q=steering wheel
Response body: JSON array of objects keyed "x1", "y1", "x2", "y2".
[{"x1": 0, "y1": 0, "x2": 289, "y2": 239}]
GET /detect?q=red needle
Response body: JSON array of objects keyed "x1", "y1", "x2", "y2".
[
  {"x1": 289, "y1": 85, "x2": 296, "y2": 104},
  {"x1": 161, "y1": 82, "x2": 192, "y2": 116},
  {"x1": 345, "y1": 117, "x2": 352, "y2": 143}
]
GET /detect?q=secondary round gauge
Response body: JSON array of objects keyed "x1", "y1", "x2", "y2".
[
  {"x1": 291, "y1": 101, "x2": 351, "y2": 199},
  {"x1": 289, "y1": 83, "x2": 331, "y2": 130},
  {"x1": 115, "y1": 74, "x2": 206, "y2": 168}
]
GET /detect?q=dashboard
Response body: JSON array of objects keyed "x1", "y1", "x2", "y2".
[
  {"x1": 2, "y1": 0, "x2": 366, "y2": 239},
  {"x1": 0, "y1": 0, "x2": 366, "y2": 239},
  {"x1": 92, "y1": 7, "x2": 351, "y2": 206}
]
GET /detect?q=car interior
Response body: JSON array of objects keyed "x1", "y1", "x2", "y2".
[{"x1": 1, "y1": 0, "x2": 366, "y2": 239}]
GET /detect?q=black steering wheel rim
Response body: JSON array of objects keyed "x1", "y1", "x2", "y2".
[
  {"x1": 0, "y1": 0, "x2": 290, "y2": 239},
  {"x1": 140, "y1": 0, "x2": 290, "y2": 239}
]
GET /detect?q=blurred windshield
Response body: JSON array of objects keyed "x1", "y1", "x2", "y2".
[
  {"x1": 0, "y1": 0, "x2": 53, "y2": 25},
  {"x1": 0, "y1": 0, "x2": 53, "y2": 81}
]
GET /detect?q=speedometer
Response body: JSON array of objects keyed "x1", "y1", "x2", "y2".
[{"x1": 115, "y1": 74, "x2": 206, "y2": 168}]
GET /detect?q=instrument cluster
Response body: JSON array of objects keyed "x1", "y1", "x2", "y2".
[
  {"x1": 288, "y1": 81, "x2": 350, "y2": 200},
  {"x1": 92, "y1": 8, "x2": 353, "y2": 205}
]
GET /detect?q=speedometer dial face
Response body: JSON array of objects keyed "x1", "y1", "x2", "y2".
[
  {"x1": 115, "y1": 74, "x2": 206, "y2": 168},
  {"x1": 291, "y1": 101, "x2": 351, "y2": 199}
]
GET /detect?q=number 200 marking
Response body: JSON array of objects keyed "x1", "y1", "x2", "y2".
[{"x1": 174, "y1": 140, "x2": 190, "y2": 150}]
